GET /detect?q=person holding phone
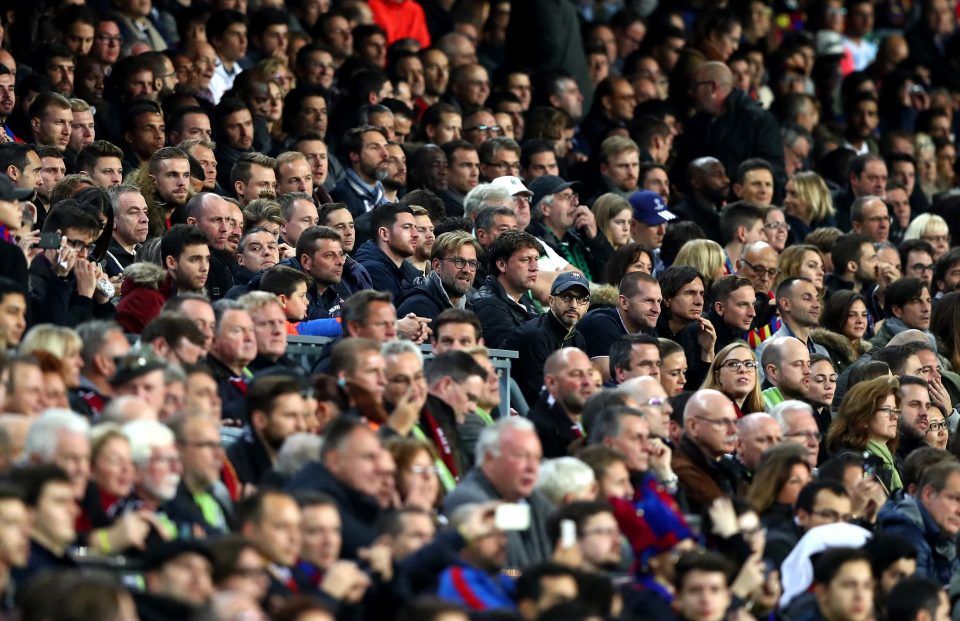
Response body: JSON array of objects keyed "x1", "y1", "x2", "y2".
[
  {"x1": 29, "y1": 201, "x2": 115, "y2": 327},
  {"x1": 0, "y1": 174, "x2": 33, "y2": 287}
]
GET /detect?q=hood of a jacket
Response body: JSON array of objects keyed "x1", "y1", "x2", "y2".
[{"x1": 120, "y1": 262, "x2": 165, "y2": 291}]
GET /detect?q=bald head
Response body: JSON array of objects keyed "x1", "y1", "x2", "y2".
[
  {"x1": 887, "y1": 329, "x2": 929, "y2": 347},
  {"x1": 619, "y1": 376, "x2": 671, "y2": 437},
  {"x1": 683, "y1": 389, "x2": 732, "y2": 424},
  {"x1": 736, "y1": 413, "x2": 782, "y2": 469},
  {"x1": 683, "y1": 389, "x2": 738, "y2": 458},
  {"x1": 696, "y1": 62, "x2": 734, "y2": 91},
  {"x1": 544, "y1": 347, "x2": 591, "y2": 376}
]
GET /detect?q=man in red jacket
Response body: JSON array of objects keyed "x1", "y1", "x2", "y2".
[{"x1": 116, "y1": 224, "x2": 211, "y2": 333}]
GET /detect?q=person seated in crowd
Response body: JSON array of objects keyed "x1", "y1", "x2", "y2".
[
  {"x1": 578, "y1": 272, "x2": 662, "y2": 381},
  {"x1": 227, "y1": 375, "x2": 308, "y2": 486},
  {"x1": 505, "y1": 272, "x2": 588, "y2": 404}
]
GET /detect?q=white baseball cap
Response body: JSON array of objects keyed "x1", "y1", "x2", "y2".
[{"x1": 489, "y1": 175, "x2": 532, "y2": 196}]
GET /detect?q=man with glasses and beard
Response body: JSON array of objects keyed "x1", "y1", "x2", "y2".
[
  {"x1": 397, "y1": 231, "x2": 480, "y2": 320},
  {"x1": 506, "y1": 273, "x2": 589, "y2": 404}
]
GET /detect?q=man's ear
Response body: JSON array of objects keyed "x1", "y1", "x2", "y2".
[
  {"x1": 164, "y1": 255, "x2": 177, "y2": 271},
  {"x1": 735, "y1": 225, "x2": 746, "y2": 243},
  {"x1": 431, "y1": 258, "x2": 441, "y2": 271},
  {"x1": 377, "y1": 225, "x2": 390, "y2": 243},
  {"x1": 251, "y1": 409, "x2": 267, "y2": 432},
  {"x1": 186, "y1": 216, "x2": 198, "y2": 226},
  {"x1": 495, "y1": 258, "x2": 507, "y2": 275},
  {"x1": 31, "y1": 118, "x2": 40, "y2": 136},
  {"x1": 891, "y1": 304, "x2": 904, "y2": 319},
  {"x1": 846, "y1": 260, "x2": 859, "y2": 275},
  {"x1": 600, "y1": 162, "x2": 609, "y2": 177},
  {"x1": 5, "y1": 164, "x2": 18, "y2": 181},
  {"x1": 234, "y1": 180, "x2": 245, "y2": 197},
  {"x1": 732, "y1": 183, "x2": 743, "y2": 198}
]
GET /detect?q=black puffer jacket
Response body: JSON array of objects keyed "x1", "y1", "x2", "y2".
[{"x1": 470, "y1": 275, "x2": 538, "y2": 349}]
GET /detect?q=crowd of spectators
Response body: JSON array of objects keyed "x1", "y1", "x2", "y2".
[{"x1": 1, "y1": 1, "x2": 960, "y2": 621}]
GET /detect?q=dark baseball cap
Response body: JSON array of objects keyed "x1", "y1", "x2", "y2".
[
  {"x1": 0, "y1": 174, "x2": 33, "y2": 202},
  {"x1": 110, "y1": 351, "x2": 167, "y2": 387},
  {"x1": 551, "y1": 271, "x2": 590, "y2": 296},
  {"x1": 142, "y1": 539, "x2": 214, "y2": 572},
  {"x1": 629, "y1": 190, "x2": 677, "y2": 226},
  {"x1": 528, "y1": 175, "x2": 580, "y2": 209}
]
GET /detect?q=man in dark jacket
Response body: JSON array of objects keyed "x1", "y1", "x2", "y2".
[
  {"x1": 471, "y1": 230, "x2": 541, "y2": 349},
  {"x1": 506, "y1": 272, "x2": 589, "y2": 403},
  {"x1": 184, "y1": 192, "x2": 239, "y2": 300},
  {"x1": 670, "y1": 157, "x2": 730, "y2": 244},
  {"x1": 675, "y1": 61, "x2": 786, "y2": 202},
  {"x1": 0, "y1": 174, "x2": 33, "y2": 287},
  {"x1": 877, "y1": 461, "x2": 960, "y2": 585},
  {"x1": 397, "y1": 230, "x2": 480, "y2": 320},
  {"x1": 227, "y1": 375, "x2": 309, "y2": 486},
  {"x1": 29, "y1": 201, "x2": 116, "y2": 327},
  {"x1": 330, "y1": 125, "x2": 390, "y2": 217},
  {"x1": 354, "y1": 202, "x2": 422, "y2": 299},
  {"x1": 526, "y1": 175, "x2": 613, "y2": 283},
  {"x1": 527, "y1": 348, "x2": 595, "y2": 459},
  {"x1": 287, "y1": 416, "x2": 384, "y2": 559}
]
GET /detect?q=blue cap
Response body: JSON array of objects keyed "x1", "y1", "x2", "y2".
[
  {"x1": 551, "y1": 271, "x2": 590, "y2": 296},
  {"x1": 629, "y1": 190, "x2": 676, "y2": 225}
]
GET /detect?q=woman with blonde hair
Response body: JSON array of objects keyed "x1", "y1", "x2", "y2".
[
  {"x1": 775, "y1": 245, "x2": 826, "y2": 292},
  {"x1": 904, "y1": 213, "x2": 951, "y2": 260},
  {"x1": 20, "y1": 324, "x2": 84, "y2": 388},
  {"x1": 702, "y1": 341, "x2": 764, "y2": 416},
  {"x1": 673, "y1": 239, "x2": 725, "y2": 290},
  {"x1": 592, "y1": 193, "x2": 633, "y2": 250},
  {"x1": 826, "y1": 376, "x2": 902, "y2": 492},
  {"x1": 783, "y1": 171, "x2": 836, "y2": 240}
]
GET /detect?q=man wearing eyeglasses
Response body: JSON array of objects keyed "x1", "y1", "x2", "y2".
[
  {"x1": 30, "y1": 201, "x2": 114, "y2": 327},
  {"x1": 850, "y1": 196, "x2": 891, "y2": 243},
  {"x1": 672, "y1": 389, "x2": 744, "y2": 514},
  {"x1": 397, "y1": 231, "x2": 480, "y2": 321},
  {"x1": 478, "y1": 137, "x2": 520, "y2": 182},
  {"x1": 506, "y1": 273, "x2": 589, "y2": 405},
  {"x1": 900, "y1": 239, "x2": 935, "y2": 287}
]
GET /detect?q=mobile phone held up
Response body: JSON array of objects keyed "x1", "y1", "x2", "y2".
[
  {"x1": 37, "y1": 232, "x2": 61, "y2": 250},
  {"x1": 494, "y1": 503, "x2": 531, "y2": 532}
]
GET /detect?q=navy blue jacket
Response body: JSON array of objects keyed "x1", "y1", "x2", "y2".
[{"x1": 353, "y1": 240, "x2": 422, "y2": 300}]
